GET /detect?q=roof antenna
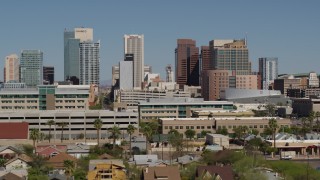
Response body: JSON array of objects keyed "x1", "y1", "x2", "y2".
[{"x1": 245, "y1": 32, "x2": 248, "y2": 46}]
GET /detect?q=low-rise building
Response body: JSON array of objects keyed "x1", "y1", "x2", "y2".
[
  {"x1": 67, "y1": 144, "x2": 90, "y2": 158},
  {"x1": 160, "y1": 118, "x2": 214, "y2": 137},
  {"x1": 0, "y1": 110, "x2": 138, "y2": 141},
  {"x1": 292, "y1": 96, "x2": 320, "y2": 116},
  {"x1": 140, "y1": 98, "x2": 234, "y2": 122},
  {"x1": 5, "y1": 154, "x2": 32, "y2": 170},
  {"x1": 205, "y1": 134, "x2": 229, "y2": 149},
  {"x1": 196, "y1": 165, "x2": 234, "y2": 180},
  {"x1": 0, "y1": 85, "x2": 94, "y2": 111},
  {"x1": 160, "y1": 117, "x2": 291, "y2": 135}
]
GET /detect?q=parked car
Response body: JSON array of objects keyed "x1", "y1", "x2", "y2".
[{"x1": 281, "y1": 155, "x2": 292, "y2": 160}]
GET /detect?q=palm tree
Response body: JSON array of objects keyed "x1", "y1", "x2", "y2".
[
  {"x1": 184, "y1": 129, "x2": 196, "y2": 152},
  {"x1": 127, "y1": 124, "x2": 136, "y2": 157},
  {"x1": 268, "y1": 118, "x2": 278, "y2": 148},
  {"x1": 46, "y1": 120, "x2": 55, "y2": 143},
  {"x1": 58, "y1": 122, "x2": 68, "y2": 143},
  {"x1": 30, "y1": 129, "x2": 40, "y2": 148},
  {"x1": 64, "y1": 160, "x2": 75, "y2": 178},
  {"x1": 93, "y1": 119, "x2": 103, "y2": 146},
  {"x1": 109, "y1": 125, "x2": 121, "y2": 150},
  {"x1": 141, "y1": 125, "x2": 153, "y2": 152}
]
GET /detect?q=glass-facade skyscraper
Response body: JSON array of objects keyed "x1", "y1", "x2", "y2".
[
  {"x1": 64, "y1": 28, "x2": 100, "y2": 85},
  {"x1": 20, "y1": 50, "x2": 43, "y2": 87},
  {"x1": 259, "y1": 57, "x2": 278, "y2": 89}
]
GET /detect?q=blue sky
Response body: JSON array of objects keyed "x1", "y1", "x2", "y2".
[{"x1": 0, "y1": 1, "x2": 319, "y2": 84}]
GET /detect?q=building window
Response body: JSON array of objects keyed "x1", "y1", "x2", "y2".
[
  {"x1": 260, "y1": 125, "x2": 263, "y2": 128},
  {"x1": 207, "y1": 126, "x2": 211, "y2": 129},
  {"x1": 175, "y1": 126, "x2": 179, "y2": 129},
  {"x1": 165, "y1": 126, "x2": 168, "y2": 129},
  {"x1": 186, "y1": 126, "x2": 189, "y2": 129},
  {"x1": 197, "y1": 126, "x2": 200, "y2": 129},
  {"x1": 191, "y1": 126, "x2": 194, "y2": 129},
  {"x1": 180, "y1": 126, "x2": 183, "y2": 129},
  {"x1": 201, "y1": 126, "x2": 205, "y2": 129},
  {"x1": 254, "y1": 125, "x2": 257, "y2": 128}
]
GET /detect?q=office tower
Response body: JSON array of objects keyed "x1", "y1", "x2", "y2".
[
  {"x1": 166, "y1": 64, "x2": 174, "y2": 82},
  {"x1": 210, "y1": 39, "x2": 251, "y2": 75},
  {"x1": 79, "y1": 41, "x2": 100, "y2": 85},
  {"x1": 119, "y1": 60, "x2": 133, "y2": 90},
  {"x1": 200, "y1": 46, "x2": 211, "y2": 71},
  {"x1": 259, "y1": 57, "x2": 278, "y2": 89},
  {"x1": 124, "y1": 34, "x2": 144, "y2": 89},
  {"x1": 175, "y1": 39, "x2": 200, "y2": 88},
  {"x1": 20, "y1": 50, "x2": 43, "y2": 87},
  {"x1": 4, "y1": 54, "x2": 20, "y2": 82},
  {"x1": 64, "y1": 28, "x2": 99, "y2": 85},
  {"x1": 308, "y1": 72, "x2": 319, "y2": 88},
  {"x1": 43, "y1": 66, "x2": 54, "y2": 84},
  {"x1": 112, "y1": 65, "x2": 120, "y2": 86}
]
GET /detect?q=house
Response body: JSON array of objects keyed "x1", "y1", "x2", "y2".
[
  {"x1": 46, "y1": 152, "x2": 77, "y2": 170},
  {"x1": 0, "y1": 172, "x2": 26, "y2": 180},
  {"x1": 177, "y1": 154, "x2": 201, "y2": 165},
  {"x1": 125, "y1": 136, "x2": 147, "y2": 151},
  {"x1": 66, "y1": 144, "x2": 90, "y2": 158},
  {"x1": 36, "y1": 145, "x2": 67, "y2": 158},
  {"x1": 196, "y1": 165, "x2": 234, "y2": 180},
  {"x1": 87, "y1": 159, "x2": 126, "y2": 180},
  {"x1": 0, "y1": 170, "x2": 28, "y2": 180},
  {"x1": 0, "y1": 146, "x2": 21, "y2": 160},
  {"x1": 142, "y1": 166, "x2": 181, "y2": 180},
  {"x1": 4, "y1": 154, "x2": 32, "y2": 170},
  {"x1": 48, "y1": 170, "x2": 68, "y2": 180},
  {"x1": 132, "y1": 155, "x2": 167, "y2": 167}
]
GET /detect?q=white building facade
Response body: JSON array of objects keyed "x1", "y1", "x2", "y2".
[
  {"x1": 124, "y1": 34, "x2": 144, "y2": 90},
  {"x1": 259, "y1": 57, "x2": 278, "y2": 90}
]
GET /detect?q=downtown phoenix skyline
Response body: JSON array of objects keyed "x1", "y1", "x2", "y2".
[{"x1": 0, "y1": 0, "x2": 319, "y2": 84}]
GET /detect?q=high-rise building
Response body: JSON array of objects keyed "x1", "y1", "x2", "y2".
[
  {"x1": 20, "y1": 50, "x2": 43, "y2": 87},
  {"x1": 43, "y1": 66, "x2": 54, "y2": 84},
  {"x1": 64, "y1": 28, "x2": 99, "y2": 85},
  {"x1": 259, "y1": 57, "x2": 278, "y2": 90},
  {"x1": 166, "y1": 64, "x2": 174, "y2": 82},
  {"x1": 79, "y1": 41, "x2": 100, "y2": 85},
  {"x1": 124, "y1": 34, "x2": 144, "y2": 89},
  {"x1": 308, "y1": 72, "x2": 319, "y2": 88},
  {"x1": 200, "y1": 46, "x2": 211, "y2": 71},
  {"x1": 175, "y1": 39, "x2": 200, "y2": 88},
  {"x1": 112, "y1": 65, "x2": 120, "y2": 86},
  {"x1": 210, "y1": 39, "x2": 251, "y2": 75},
  {"x1": 119, "y1": 60, "x2": 133, "y2": 90},
  {"x1": 4, "y1": 54, "x2": 20, "y2": 83}
]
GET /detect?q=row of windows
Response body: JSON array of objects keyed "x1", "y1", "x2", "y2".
[
  {"x1": 217, "y1": 124, "x2": 289, "y2": 129},
  {"x1": 164, "y1": 125, "x2": 212, "y2": 130}
]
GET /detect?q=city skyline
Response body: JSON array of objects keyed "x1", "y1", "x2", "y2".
[{"x1": 0, "y1": 1, "x2": 320, "y2": 84}]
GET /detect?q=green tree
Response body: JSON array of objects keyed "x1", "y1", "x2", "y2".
[
  {"x1": 64, "y1": 160, "x2": 75, "y2": 179},
  {"x1": 46, "y1": 120, "x2": 55, "y2": 143},
  {"x1": 109, "y1": 125, "x2": 121, "y2": 150},
  {"x1": 265, "y1": 103, "x2": 276, "y2": 117},
  {"x1": 30, "y1": 129, "x2": 40, "y2": 148},
  {"x1": 58, "y1": 122, "x2": 68, "y2": 143},
  {"x1": 127, "y1": 124, "x2": 136, "y2": 158},
  {"x1": 185, "y1": 129, "x2": 196, "y2": 152},
  {"x1": 301, "y1": 117, "x2": 310, "y2": 136},
  {"x1": 251, "y1": 129, "x2": 259, "y2": 136},
  {"x1": 216, "y1": 127, "x2": 229, "y2": 136},
  {"x1": 200, "y1": 130, "x2": 211, "y2": 138},
  {"x1": 233, "y1": 126, "x2": 248, "y2": 140},
  {"x1": 93, "y1": 118, "x2": 103, "y2": 146},
  {"x1": 168, "y1": 129, "x2": 184, "y2": 157},
  {"x1": 141, "y1": 125, "x2": 153, "y2": 152},
  {"x1": 268, "y1": 118, "x2": 278, "y2": 148},
  {"x1": 0, "y1": 158, "x2": 6, "y2": 167}
]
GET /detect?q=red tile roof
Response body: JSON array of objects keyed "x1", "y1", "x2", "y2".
[{"x1": 0, "y1": 122, "x2": 28, "y2": 139}]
